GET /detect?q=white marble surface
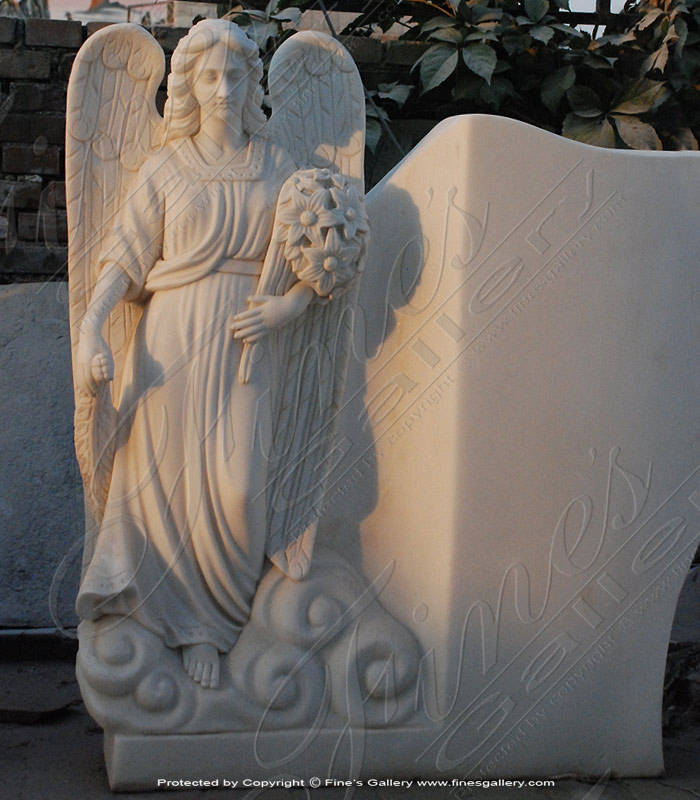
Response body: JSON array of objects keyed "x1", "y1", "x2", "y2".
[
  {"x1": 67, "y1": 21, "x2": 367, "y2": 676},
  {"x1": 61, "y1": 12, "x2": 700, "y2": 780},
  {"x1": 98, "y1": 114, "x2": 700, "y2": 788},
  {"x1": 321, "y1": 113, "x2": 700, "y2": 781}
]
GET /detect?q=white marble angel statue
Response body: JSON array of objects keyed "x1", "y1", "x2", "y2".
[{"x1": 66, "y1": 20, "x2": 367, "y2": 690}]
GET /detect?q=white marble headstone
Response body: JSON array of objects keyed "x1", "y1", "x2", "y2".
[
  {"x1": 323, "y1": 113, "x2": 700, "y2": 781},
  {"x1": 91, "y1": 113, "x2": 700, "y2": 788}
]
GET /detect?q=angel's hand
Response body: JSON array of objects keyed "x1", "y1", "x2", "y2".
[
  {"x1": 76, "y1": 330, "x2": 114, "y2": 396},
  {"x1": 231, "y1": 291, "x2": 310, "y2": 344}
]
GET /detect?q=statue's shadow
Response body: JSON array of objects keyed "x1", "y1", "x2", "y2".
[{"x1": 318, "y1": 182, "x2": 423, "y2": 568}]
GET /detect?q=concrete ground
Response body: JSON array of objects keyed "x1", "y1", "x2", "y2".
[{"x1": 0, "y1": 661, "x2": 699, "y2": 800}]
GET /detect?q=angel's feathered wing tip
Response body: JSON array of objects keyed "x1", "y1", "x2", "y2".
[{"x1": 269, "y1": 521, "x2": 318, "y2": 582}]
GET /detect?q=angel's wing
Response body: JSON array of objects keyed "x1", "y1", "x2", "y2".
[
  {"x1": 262, "y1": 32, "x2": 366, "y2": 580},
  {"x1": 267, "y1": 30, "x2": 365, "y2": 181},
  {"x1": 66, "y1": 24, "x2": 164, "y2": 534}
]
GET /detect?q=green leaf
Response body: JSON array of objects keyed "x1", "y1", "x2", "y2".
[
  {"x1": 237, "y1": 8, "x2": 267, "y2": 19},
  {"x1": 418, "y1": 45, "x2": 460, "y2": 93},
  {"x1": 453, "y1": 73, "x2": 481, "y2": 101},
  {"x1": 365, "y1": 102, "x2": 389, "y2": 122},
  {"x1": 525, "y1": 0, "x2": 549, "y2": 23},
  {"x1": 430, "y1": 27, "x2": 464, "y2": 43},
  {"x1": 462, "y1": 43, "x2": 498, "y2": 83},
  {"x1": 271, "y1": 7, "x2": 301, "y2": 24},
  {"x1": 594, "y1": 30, "x2": 636, "y2": 46},
  {"x1": 637, "y1": 7, "x2": 664, "y2": 29},
  {"x1": 541, "y1": 65, "x2": 576, "y2": 113},
  {"x1": 612, "y1": 79, "x2": 669, "y2": 114},
  {"x1": 562, "y1": 114, "x2": 615, "y2": 147},
  {"x1": 501, "y1": 31, "x2": 532, "y2": 55},
  {"x1": 612, "y1": 115, "x2": 662, "y2": 149},
  {"x1": 670, "y1": 127, "x2": 698, "y2": 150},
  {"x1": 550, "y1": 22, "x2": 585, "y2": 37},
  {"x1": 582, "y1": 51, "x2": 616, "y2": 70},
  {"x1": 484, "y1": 76, "x2": 517, "y2": 105},
  {"x1": 530, "y1": 25, "x2": 554, "y2": 43},
  {"x1": 365, "y1": 118, "x2": 383, "y2": 154},
  {"x1": 377, "y1": 82, "x2": 412, "y2": 107},
  {"x1": 473, "y1": 8, "x2": 503, "y2": 22},
  {"x1": 672, "y1": 17, "x2": 688, "y2": 54},
  {"x1": 244, "y1": 20, "x2": 280, "y2": 47},
  {"x1": 422, "y1": 17, "x2": 459, "y2": 32},
  {"x1": 566, "y1": 85, "x2": 604, "y2": 117}
]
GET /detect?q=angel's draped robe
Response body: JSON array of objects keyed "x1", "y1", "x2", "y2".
[{"x1": 76, "y1": 136, "x2": 296, "y2": 652}]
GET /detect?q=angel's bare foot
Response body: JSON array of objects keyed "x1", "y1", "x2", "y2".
[{"x1": 182, "y1": 643, "x2": 220, "y2": 689}]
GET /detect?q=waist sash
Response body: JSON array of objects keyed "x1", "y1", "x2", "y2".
[{"x1": 215, "y1": 258, "x2": 263, "y2": 277}]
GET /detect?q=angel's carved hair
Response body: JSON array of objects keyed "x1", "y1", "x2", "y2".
[{"x1": 163, "y1": 20, "x2": 267, "y2": 143}]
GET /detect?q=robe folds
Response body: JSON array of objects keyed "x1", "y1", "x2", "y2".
[{"x1": 76, "y1": 135, "x2": 297, "y2": 652}]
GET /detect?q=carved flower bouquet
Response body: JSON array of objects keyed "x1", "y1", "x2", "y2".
[
  {"x1": 275, "y1": 167, "x2": 369, "y2": 299},
  {"x1": 238, "y1": 168, "x2": 368, "y2": 382}
]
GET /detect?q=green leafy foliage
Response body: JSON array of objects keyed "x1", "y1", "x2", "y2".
[
  {"x1": 362, "y1": 0, "x2": 700, "y2": 150},
  {"x1": 365, "y1": 82, "x2": 414, "y2": 153},
  {"x1": 462, "y1": 43, "x2": 499, "y2": 82},
  {"x1": 232, "y1": 0, "x2": 700, "y2": 151},
  {"x1": 224, "y1": 0, "x2": 300, "y2": 50}
]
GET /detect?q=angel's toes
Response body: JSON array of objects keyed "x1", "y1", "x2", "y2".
[
  {"x1": 209, "y1": 663, "x2": 220, "y2": 690},
  {"x1": 182, "y1": 643, "x2": 219, "y2": 688}
]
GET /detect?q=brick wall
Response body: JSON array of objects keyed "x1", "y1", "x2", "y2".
[{"x1": 0, "y1": 18, "x2": 424, "y2": 284}]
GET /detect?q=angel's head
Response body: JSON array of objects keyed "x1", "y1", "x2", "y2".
[{"x1": 163, "y1": 20, "x2": 266, "y2": 143}]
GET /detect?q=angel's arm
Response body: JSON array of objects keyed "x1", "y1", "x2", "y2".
[
  {"x1": 75, "y1": 262, "x2": 131, "y2": 395},
  {"x1": 231, "y1": 281, "x2": 315, "y2": 344},
  {"x1": 75, "y1": 161, "x2": 165, "y2": 395}
]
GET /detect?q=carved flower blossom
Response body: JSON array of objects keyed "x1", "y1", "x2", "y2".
[
  {"x1": 329, "y1": 183, "x2": 368, "y2": 240},
  {"x1": 293, "y1": 169, "x2": 337, "y2": 195},
  {"x1": 276, "y1": 188, "x2": 340, "y2": 248},
  {"x1": 274, "y1": 167, "x2": 369, "y2": 298},
  {"x1": 297, "y1": 229, "x2": 361, "y2": 298}
]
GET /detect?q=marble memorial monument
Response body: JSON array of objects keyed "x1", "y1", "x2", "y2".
[{"x1": 67, "y1": 19, "x2": 700, "y2": 791}]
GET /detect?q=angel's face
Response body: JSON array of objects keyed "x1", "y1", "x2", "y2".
[{"x1": 191, "y1": 42, "x2": 249, "y2": 127}]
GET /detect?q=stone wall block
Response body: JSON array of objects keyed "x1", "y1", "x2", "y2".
[
  {"x1": 0, "y1": 115, "x2": 65, "y2": 147},
  {"x1": 2, "y1": 144, "x2": 63, "y2": 175},
  {"x1": 339, "y1": 35, "x2": 382, "y2": 64},
  {"x1": 45, "y1": 181, "x2": 66, "y2": 209},
  {"x1": 2, "y1": 144, "x2": 62, "y2": 175},
  {"x1": 17, "y1": 211, "x2": 36, "y2": 241},
  {"x1": 151, "y1": 25, "x2": 189, "y2": 53},
  {"x1": 25, "y1": 19, "x2": 84, "y2": 48},
  {"x1": 0, "y1": 18, "x2": 18, "y2": 45},
  {"x1": 57, "y1": 52, "x2": 77, "y2": 82},
  {"x1": 18, "y1": 209, "x2": 68, "y2": 243},
  {"x1": 0, "y1": 180, "x2": 42, "y2": 210},
  {"x1": 86, "y1": 21, "x2": 113, "y2": 37},
  {"x1": 9, "y1": 82, "x2": 67, "y2": 112},
  {"x1": 383, "y1": 41, "x2": 429, "y2": 66},
  {"x1": 0, "y1": 243, "x2": 67, "y2": 279},
  {"x1": 0, "y1": 50, "x2": 51, "y2": 80}
]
